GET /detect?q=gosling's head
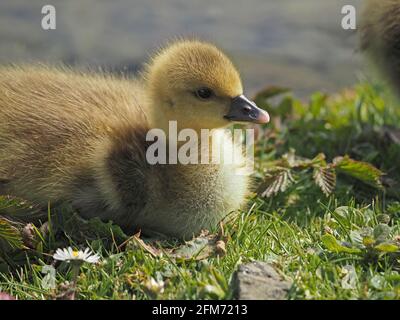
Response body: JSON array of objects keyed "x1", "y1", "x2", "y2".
[{"x1": 144, "y1": 40, "x2": 270, "y2": 132}]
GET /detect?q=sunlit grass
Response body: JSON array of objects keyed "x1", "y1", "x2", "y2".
[{"x1": 1, "y1": 83, "x2": 400, "y2": 300}]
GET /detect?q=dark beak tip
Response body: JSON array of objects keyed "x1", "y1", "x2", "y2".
[
  {"x1": 257, "y1": 110, "x2": 270, "y2": 124},
  {"x1": 225, "y1": 94, "x2": 270, "y2": 124}
]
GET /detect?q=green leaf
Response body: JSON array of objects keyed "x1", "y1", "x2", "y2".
[
  {"x1": 310, "y1": 92, "x2": 328, "y2": 118},
  {"x1": 333, "y1": 156, "x2": 384, "y2": 189},
  {"x1": 62, "y1": 213, "x2": 128, "y2": 244},
  {"x1": 362, "y1": 236, "x2": 375, "y2": 247},
  {"x1": 373, "y1": 224, "x2": 391, "y2": 243},
  {"x1": 370, "y1": 275, "x2": 387, "y2": 290},
  {"x1": 331, "y1": 206, "x2": 352, "y2": 228},
  {"x1": 374, "y1": 242, "x2": 399, "y2": 253},
  {"x1": 282, "y1": 150, "x2": 324, "y2": 168},
  {"x1": 321, "y1": 234, "x2": 361, "y2": 254},
  {"x1": 87, "y1": 218, "x2": 127, "y2": 243}
]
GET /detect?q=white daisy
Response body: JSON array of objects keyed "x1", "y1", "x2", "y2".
[
  {"x1": 53, "y1": 247, "x2": 100, "y2": 264},
  {"x1": 144, "y1": 277, "x2": 165, "y2": 295}
]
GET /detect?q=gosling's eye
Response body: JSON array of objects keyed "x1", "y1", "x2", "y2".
[{"x1": 195, "y1": 88, "x2": 214, "y2": 100}]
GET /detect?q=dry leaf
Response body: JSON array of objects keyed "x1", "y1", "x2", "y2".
[
  {"x1": 215, "y1": 240, "x2": 227, "y2": 256},
  {"x1": 126, "y1": 230, "x2": 229, "y2": 261},
  {"x1": 127, "y1": 232, "x2": 162, "y2": 258}
]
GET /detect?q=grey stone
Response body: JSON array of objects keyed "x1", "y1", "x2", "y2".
[{"x1": 232, "y1": 261, "x2": 291, "y2": 300}]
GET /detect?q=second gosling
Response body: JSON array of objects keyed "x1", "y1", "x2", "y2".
[{"x1": 359, "y1": 0, "x2": 400, "y2": 93}]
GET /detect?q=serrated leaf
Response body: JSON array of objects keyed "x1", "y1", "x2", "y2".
[
  {"x1": 321, "y1": 234, "x2": 361, "y2": 254},
  {"x1": 333, "y1": 156, "x2": 384, "y2": 189},
  {"x1": 313, "y1": 166, "x2": 336, "y2": 196},
  {"x1": 261, "y1": 168, "x2": 294, "y2": 198},
  {"x1": 374, "y1": 242, "x2": 399, "y2": 253}
]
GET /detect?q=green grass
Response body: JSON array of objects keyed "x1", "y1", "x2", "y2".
[{"x1": 1, "y1": 83, "x2": 400, "y2": 300}]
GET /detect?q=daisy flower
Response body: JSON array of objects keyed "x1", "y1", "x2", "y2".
[
  {"x1": 144, "y1": 277, "x2": 165, "y2": 297},
  {"x1": 53, "y1": 247, "x2": 100, "y2": 264}
]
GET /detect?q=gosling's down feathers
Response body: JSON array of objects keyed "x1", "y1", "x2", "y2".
[
  {"x1": 360, "y1": 0, "x2": 400, "y2": 92},
  {"x1": 0, "y1": 40, "x2": 269, "y2": 239}
]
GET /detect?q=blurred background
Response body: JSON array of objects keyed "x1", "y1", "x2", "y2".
[{"x1": 0, "y1": 0, "x2": 363, "y2": 98}]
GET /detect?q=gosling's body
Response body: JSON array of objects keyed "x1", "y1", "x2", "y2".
[
  {"x1": 0, "y1": 40, "x2": 262, "y2": 239},
  {"x1": 0, "y1": 66, "x2": 248, "y2": 238},
  {"x1": 0, "y1": 40, "x2": 269, "y2": 238},
  {"x1": 360, "y1": 0, "x2": 400, "y2": 91}
]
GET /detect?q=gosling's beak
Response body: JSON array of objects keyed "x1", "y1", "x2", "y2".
[{"x1": 224, "y1": 95, "x2": 270, "y2": 124}]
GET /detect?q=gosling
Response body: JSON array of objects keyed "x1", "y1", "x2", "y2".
[
  {"x1": 360, "y1": 0, "x2": 400, "y2": 93},
  {"x1": 0, "y1": 40, "x2": 270, "y2": 239}
]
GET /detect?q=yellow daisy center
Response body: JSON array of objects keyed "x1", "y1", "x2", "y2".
[{"x1": 72, "y1": 250, "x2": 79, "y2": 257}]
